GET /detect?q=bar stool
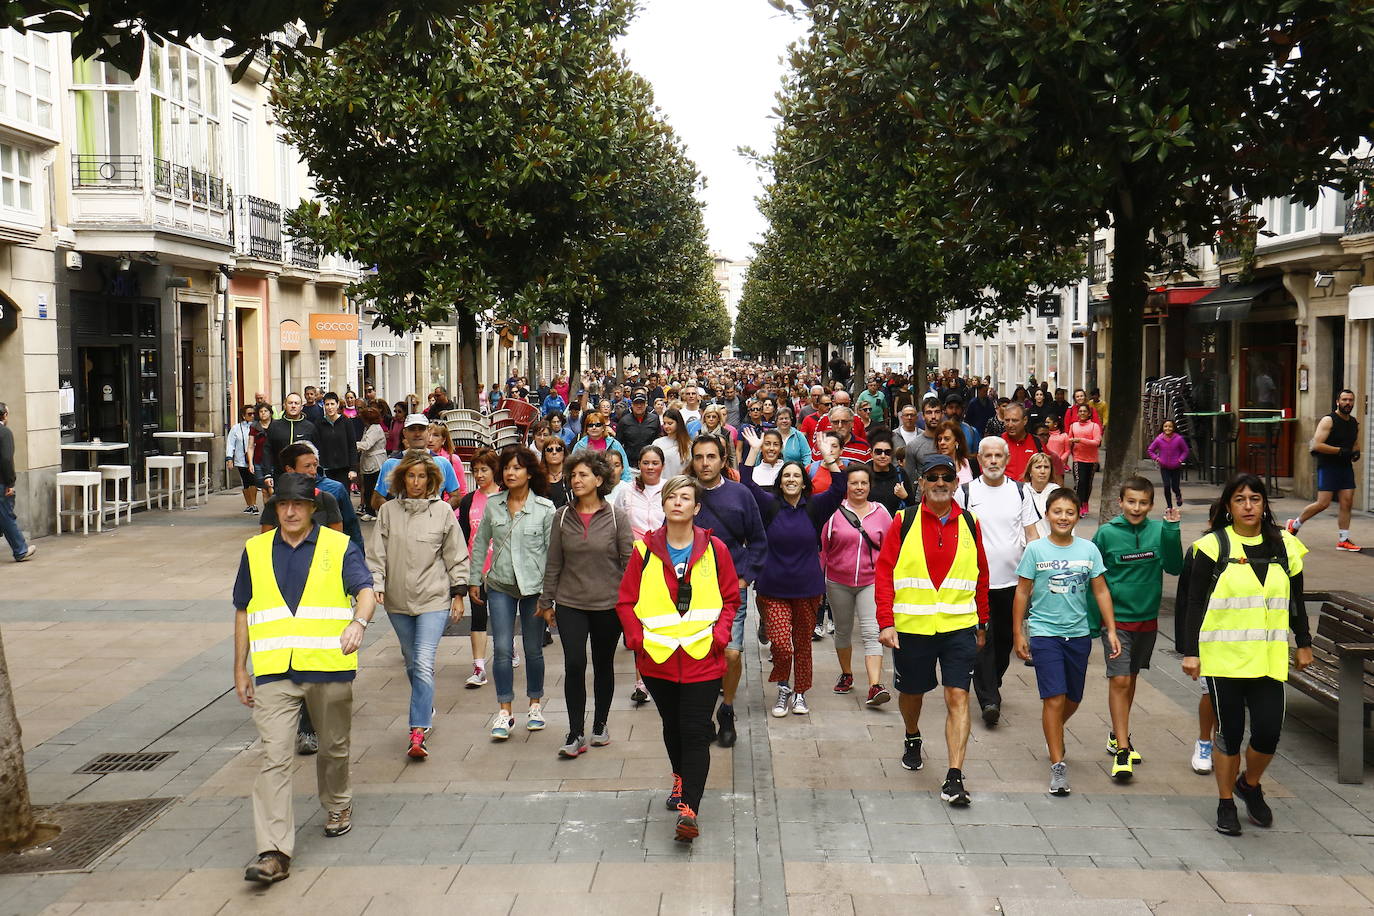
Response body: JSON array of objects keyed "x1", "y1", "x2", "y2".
[
  {"x1": 55, "y1": 470, "x2": 103, "y2": 534},
  {"x1": 185, "y1": 450, "x2": 210, "y2": 506},
  {"x1": 145, "y1": 455, "x2": 185, "y2": 510},
  {"x1": 96, "y1": 464, "x2": 134, "y2": 526}
]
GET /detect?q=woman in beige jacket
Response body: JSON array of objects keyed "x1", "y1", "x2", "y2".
[{"x1": 367, "y1": 450, "x2": 470, "y2": 759}]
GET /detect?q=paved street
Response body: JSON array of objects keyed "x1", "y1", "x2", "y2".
[{"x1": 3, "y1": 472, "x2": 1374, "y2": 915}]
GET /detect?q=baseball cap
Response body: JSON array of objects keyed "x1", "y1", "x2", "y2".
[
  {"x1": 919, "y1": 454, "x2": 957, "y2": 474},
  {"x1": 632, "y1": 393, "x2": 647, "y2": 402},
  {"x1": 274, "y1": 472, "x2": 317, "y2": 503},
  {"x1": 404, "y1": 413, "x2": 430, "y2": 428}
]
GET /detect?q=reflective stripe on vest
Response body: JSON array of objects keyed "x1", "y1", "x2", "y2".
[
  {"x1": 245, "y1": 527, "x2": 357, "y2": 676},
  {"x1": 1194, "y1": 528, "x2": 1297, "y2": 681},
  {"x1": 891, "y1": 509, "x2": 980, "y2": 635},
  {"x1": 632, "y1": 540, "x2": 723, "y2": 664}
]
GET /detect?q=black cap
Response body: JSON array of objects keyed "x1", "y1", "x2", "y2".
[
  {"x1": 632, "y1": 393, "x2": 647, "y2": 402},
  {"x1": 919, "y1": 454, "x2": 957, "y2": 474},
  {"x1": 275, "y1": 472, "x2": 317, "y2": 503}
]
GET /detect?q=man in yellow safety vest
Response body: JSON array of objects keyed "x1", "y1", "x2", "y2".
[
  {"x1": 876, "y1": 454, "x2": 990, "y2": 807},
  {"x1": 232, "y1": 472, "x2": 376, "y2": 884}
]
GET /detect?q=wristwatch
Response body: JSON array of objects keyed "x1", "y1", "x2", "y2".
[{"x1": 351, "y1": 617, "x2": 370, "y2": 628}]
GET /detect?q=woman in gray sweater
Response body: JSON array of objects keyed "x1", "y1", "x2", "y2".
[{"x1": 539, "y1": 451, "x2": 634, "y2": 757}]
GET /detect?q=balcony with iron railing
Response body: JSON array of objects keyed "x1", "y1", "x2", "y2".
[
  {"x1": 234, "y1": 194, "x2": 283, "y2": 261},
  {"x1": 1214, "y1": 199, "x2": 1256, "y2": 263},
  {"x1": 72, "y1": 153, "x2": 142, "y2": 189},
  {"x1": 286, "y1": 238, "x2": 320, "y2": 271}
]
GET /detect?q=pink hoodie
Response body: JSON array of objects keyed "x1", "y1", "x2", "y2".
[{"x1": 819, "y1": 501, "x2": 893, "y2": 587}]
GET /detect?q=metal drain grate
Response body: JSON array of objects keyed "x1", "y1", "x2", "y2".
[
  {"x1": 75, "y1": 751, "x2": 175, "y2": 774},
  {"x1": 0, "y1": 797, "x2": 176, "y2": 875}
]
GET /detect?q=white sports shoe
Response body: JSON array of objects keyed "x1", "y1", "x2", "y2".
[{"x1": 1191, "y1": 739, "x2": 1214, "y2": 774}]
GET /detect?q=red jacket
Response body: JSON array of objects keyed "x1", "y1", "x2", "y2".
[
  {"x1": 615, "y1": 525, "x2": 740, "y2": 683},
  {"x1": 875, "y1": 501, "x2": 991, "y2": 630}
]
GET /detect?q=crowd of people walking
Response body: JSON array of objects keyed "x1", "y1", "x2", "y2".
[{"x1": 228, "y1": 361, "x2": 1353, "y2": 885}]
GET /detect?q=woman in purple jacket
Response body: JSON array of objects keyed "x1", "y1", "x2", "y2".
[
  {"x1": 740, "y1": 428, "x2": 845, "y2": 717},
  {"x1": 1147, "y1": 418, "x2": 1191, "y2": 509}
]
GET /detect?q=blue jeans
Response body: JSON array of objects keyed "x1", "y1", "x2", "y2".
[
  {"x1": 487, "y1": 589, "x2": 546, "y2": 704},
  {"x1": 0, "y1": 493, "x2": 28, "y2": 560},
  {"x1": 386, "y1": 610, "x2": 448, "y2": 729},
  {"x1": 728, "y1": 586, "x2": 749, "y2": 652}
]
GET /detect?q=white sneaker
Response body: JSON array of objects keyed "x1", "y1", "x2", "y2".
[
  {"x1": 826, "y1": 618, "x2": 835, "y2": 635},
  {"x1": 772, "y1": 685, "x2": 792, "y2": 718},
  {"x1": 490, "y1": 710, "x2": 515, "y2": 741},
  {"x1": 791, "y1": 692, "x2": 810, "y2": 715},
  {"x1": 526, "y1": 703, "x2": 545, "y2": 731},
  {"x1": 465, "y1": 666, "x2": 487, "y2": 688},
  {"x1": 1191, "y1": 739, "x2": 1214, "y2": 774},
  {"x1": 512, "y1": 653, "x2": 522, "y2": 669}
]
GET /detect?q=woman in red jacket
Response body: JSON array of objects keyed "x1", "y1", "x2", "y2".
[{"x1": 616, "y1": 474, "x2": 740, "y2": 843}]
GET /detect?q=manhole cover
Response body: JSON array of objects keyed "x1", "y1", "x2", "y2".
[
  {"x1": 75, "y1": 751, "x2": 175, "y2": 774},
  {"x1": 0, "y1": 797, "x2": 175, "y2": 875}
]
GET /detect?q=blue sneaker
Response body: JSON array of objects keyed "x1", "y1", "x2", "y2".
[{"x1": 490, "y1": 710, "x2": 514, "y2": 741}]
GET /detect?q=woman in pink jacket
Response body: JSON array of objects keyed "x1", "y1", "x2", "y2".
[
  {"x1": 1068, "y1": 404, "x2": 1103, "y2": 517},
  {"x1": 820, "y1": 465, "x2": 894, "y2": 706}
]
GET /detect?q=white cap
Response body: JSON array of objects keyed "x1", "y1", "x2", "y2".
[{"x1": 404, "y1": 413, "x2": 430, "y2": 428}]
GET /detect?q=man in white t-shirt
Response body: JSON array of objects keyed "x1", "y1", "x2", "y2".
[
  {"x1": 680, "y1": 386, "x2": 704, "y2": 434},
  {"x1": 960, "y1": 437, "x2": 1041, "y2": 727}
]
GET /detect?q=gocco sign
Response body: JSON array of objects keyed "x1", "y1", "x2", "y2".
[{"x1": 308, "y1": 313, "x2": 359, "y2": 340}]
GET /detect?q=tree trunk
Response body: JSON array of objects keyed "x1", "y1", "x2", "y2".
[
  {"x1": 1099, "y1": 211, "x2": 1149, "y2": 523},
  {"x1": 456, "y1": 311, "x2": 481, "y2": 410},
  {"x1": 0, "y1": 628, "x2": 36, "y2": 851},
  {"x1": 910, "y1": 320, "x2": 926, "y2": 380},
  {"x1": 851, "y1": 326, "x2": 866, "y2": 381},
  {"x1": 567, "y1": 308, "x2": 584, "y2": 390}
]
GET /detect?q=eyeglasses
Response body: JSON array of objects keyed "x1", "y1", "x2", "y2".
[
  {"x1": 872, "y1": 448, "x2": 892, "y2": 456},
  {"x1": 923, "y1": 472, "x2": 957, "y2": 483},
  {"x1": 544, "y1": 446, "x2": 564, "y2": 454}
]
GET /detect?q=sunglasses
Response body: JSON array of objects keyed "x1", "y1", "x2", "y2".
[
  {"x1": 924, "y1": 472, "x2": 957, "y2": 483},
  {"x1": 872, "y1": 448, "x2": 892, "y2": 456},
  {"x1": 545, "y1": 446, "x2": 564, "y2": 453},
  {"x1": 588, "y1": 422, "x2": 605, "y2": 428}
]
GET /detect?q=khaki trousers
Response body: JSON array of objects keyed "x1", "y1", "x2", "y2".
[{"x1": 251, "y1": 678, "x2": 353, "y2": 857}]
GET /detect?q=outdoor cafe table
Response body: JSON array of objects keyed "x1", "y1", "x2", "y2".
[
  {"x1": 1239, "y1": 416, "x2": 1299, "y2": 495},
  {"x1": 152, "y1": 431, "x2": 214, "y2": 507},
  {"x1": 60, "y1": 441, "x2": 129, "y2": 472},
  {"x1": 1181, "y1": 411, "x2": 1230, "y2": 486}
]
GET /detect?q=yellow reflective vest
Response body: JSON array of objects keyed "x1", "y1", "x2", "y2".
[
  {"x1": 632, "y1": 540, "x2": 723, "y2": 664},
  {"x1": 891, "y1": 508, "x2": 981, "y2": 635},
  {"x1": 1194, "y1": 527, "x2": 1306, "y2": 681},
  {"x1": 245, "y1": 526, "x2": 357, "y2": 676}
]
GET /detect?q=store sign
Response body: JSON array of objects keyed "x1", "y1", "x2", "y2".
[
  {"x1": 1035, "y1": 294, "x2": 1060, "y2": 318},
  {"x1": 943, "y1": 333, "x2": 961, "y2": 350},
  {"x1": 279, "y1": 319, "x2": 303, "y2": 351},
  {"x1": 360, "y1": 336, "x2": 409, "y2": 356},
  {"x1": 0, "y1": 289, "x2": 17, "y2": 335},
  {"x1": 308, "y1": 312, "x2": 359, "y2": 340}
]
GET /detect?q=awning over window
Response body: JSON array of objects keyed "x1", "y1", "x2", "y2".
[{"x1": 1188, "y1": 279, "x2": 1283, "y2": 324}]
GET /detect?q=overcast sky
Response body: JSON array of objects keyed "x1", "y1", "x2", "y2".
[{"x1": 617, "y1": 0, "x2": 808, "y2": 261}]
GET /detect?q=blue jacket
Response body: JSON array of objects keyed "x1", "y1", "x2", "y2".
[{"x1": 696, "y1": 477, "x2": 768, "y2": 585}]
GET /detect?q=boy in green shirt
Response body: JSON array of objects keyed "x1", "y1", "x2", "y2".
[{"x1": 1091, "y1": 475, "x2": 1183, "y2": 780}]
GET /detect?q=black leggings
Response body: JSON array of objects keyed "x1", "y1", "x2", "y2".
[
  {"x1": 643, "y1": 676, "x2": 721, "y2": 813},
  {"x1": 1205, "y1": 675, "x2": 1285, "y2": 756},
  {"x1": 1160, "y1": 467, "x2": 1183, "y2": 508},
  {"x1": 470, "y1": 586, "x2": 488, "y2": 632},
  {"x1": 556, "y1": 605, "x2": 623, "y2": 737},
  {"x1": 1074, "y1": 461, "x2": 1096, "y2": 508},
  {"x1": 360, "y1": 471, "x2": 380, "y2": 512}
]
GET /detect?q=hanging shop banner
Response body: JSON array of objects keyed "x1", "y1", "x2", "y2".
[
  {"x1": 279, "y1": 319, "x2": 303, "y2": 351},
  {"x1": 308, "y1": 313, "x2": 359, "y2": 340}
]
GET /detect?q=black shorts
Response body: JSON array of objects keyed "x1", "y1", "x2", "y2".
[
  {"x1": 893, "y1": 627, "x2": 978, "y2": 695},
  {"x1": 236, "y1": 466, "x2": 257, "y2": 490}
]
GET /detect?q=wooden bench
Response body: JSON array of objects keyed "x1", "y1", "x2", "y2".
[{"x1": 1289, "y1": 590, "x2": 1374, "y2": 784}]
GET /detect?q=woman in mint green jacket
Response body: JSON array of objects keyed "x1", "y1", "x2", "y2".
[{"x1": 470, "y1": 446, "x2": 557, "y2": 741}]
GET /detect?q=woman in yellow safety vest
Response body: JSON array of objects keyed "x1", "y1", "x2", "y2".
[
  {"x1": 1177, "y1": 473, "x2": 1312, "y2": 837},
  {"x1": 615, "y1": 475, "x2": 740, "y2": 845}
]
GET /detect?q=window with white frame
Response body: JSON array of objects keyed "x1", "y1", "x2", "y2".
[
  {"x1": 1267, "y1": 195, "x2": 1311, "y2": 236},
  {"x1": 0, "y1": 142, "x2": 34, "y2": 212},
  {"x1": 70, "y1": 56, "x2": 138, "y2": 186},
  {"x1": 147, "y1": 42, "x2": 224, "y2": 206},
  {"x1": 0, "y1": 31, "x2": 54, "y2": 130}
]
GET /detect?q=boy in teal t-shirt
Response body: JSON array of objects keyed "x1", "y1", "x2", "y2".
[{"x1": 1013, "y1": 487, "x2": 1120, "y2": 797}]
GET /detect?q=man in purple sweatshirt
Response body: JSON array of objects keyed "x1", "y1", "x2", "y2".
[{"x1": 689, "y1": 434, "x2": 768, "y2": 748}]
